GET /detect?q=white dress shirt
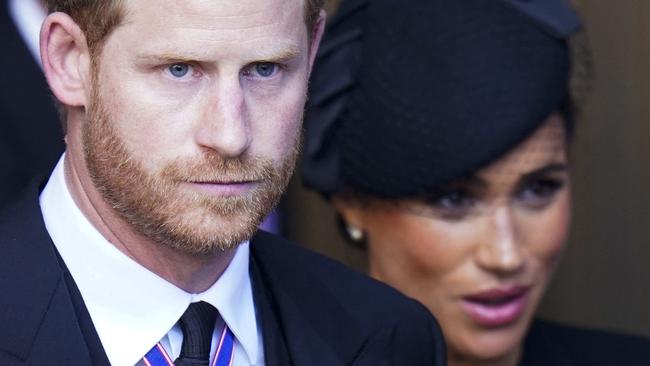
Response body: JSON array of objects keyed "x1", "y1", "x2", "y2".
[
  {"x1": 40, "y1": 155, "x2": 264, "y2": 366},
  {"x1": 8, "y1": 0, "x2": 47, "y2": 63}
]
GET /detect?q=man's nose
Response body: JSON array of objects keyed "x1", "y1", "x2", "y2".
[
  {"x1": 475, "y1": 206, "x2": 525, "y2": 275},
  {"x1": 194, "y1": 75, "x2": 252, "y2": 157}
]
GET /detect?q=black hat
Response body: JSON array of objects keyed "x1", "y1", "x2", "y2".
[{"x1": 302, "y1": 0, "x2": 581, "y2": 198}]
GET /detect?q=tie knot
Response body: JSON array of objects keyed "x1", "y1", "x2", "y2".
[{"x1": 176, "y1": 301, "x2": 218, "y2": 366}]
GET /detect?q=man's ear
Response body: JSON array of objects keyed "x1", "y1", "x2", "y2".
[
  {"x1": 307, "y1": 9, "x2": 327, "y2": 76},
  {"x1": 40, "y1": 12, "x2": 92, "y2": 109}
]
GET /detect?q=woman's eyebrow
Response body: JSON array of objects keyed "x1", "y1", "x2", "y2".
[
  {"x1": 442, "y1": 176, "x2": 487, "y2": 190},
  {"x1": 520, "y1": 163, "x2": 569, "y2": 181}
]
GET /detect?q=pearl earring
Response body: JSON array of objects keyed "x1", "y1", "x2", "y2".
[{"x1": 346, "y1": 225, "x2": 365, "y2": 242}]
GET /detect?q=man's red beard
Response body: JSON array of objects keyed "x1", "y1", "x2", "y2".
[{"x1": 82, "y1": 86, "x2": 299, "y2": 255}]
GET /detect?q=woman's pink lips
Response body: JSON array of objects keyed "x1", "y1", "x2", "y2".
[{"x1": 460, "y1": 285, "x2": 531, "y2": 328}]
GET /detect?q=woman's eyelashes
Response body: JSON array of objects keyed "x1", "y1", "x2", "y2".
[
  {"x1": 414, "y1": 173, "x2": 567, "y2": 220},
  {"x1": 423, "y1": 186, "x2": 478, "y2": 220},
  {"x1": 514, "y1": 176, "x2": 566, "y2": 209}
]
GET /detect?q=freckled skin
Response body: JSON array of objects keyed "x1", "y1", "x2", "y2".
[{"x1": 338, "y1": 115, "x2": 571, "y2": 366}]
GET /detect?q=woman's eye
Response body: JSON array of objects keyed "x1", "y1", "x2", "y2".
[
  {"x1": 168, "y1": 63, "x2": 191, "y2": 78},
  {"x1": 516, "y1": 178, "x2": 565, "y2": 209},
  {"x1": 253, "y1": 62, "x2": 278, "y2": 78},
  {"x1": 422, "y1": 189, "x2": 476, "y2": 220}
]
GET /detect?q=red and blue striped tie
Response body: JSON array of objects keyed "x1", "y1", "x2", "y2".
[{"x1": 142, "y1": 302, "x2": 235, "y2": 366}]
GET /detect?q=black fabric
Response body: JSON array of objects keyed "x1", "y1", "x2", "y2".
[
  {"x1": 0, "y1": 1, "x2": 64, "y2": 208},
  {"x1": 250, "y1": 230, "x2": 447, "y2": 366},
  {"x1": 301, "y1": 0, "x2": 367, "y2": 193},
  {"x1": 56, "y1": 251, "x2": 112, "y2": 366},
  {"x1": 0, "y1": 183, "x2": 447, "y2": 365},
  {"x1": 302, "y1": 0, "x2": 578, "y2": 198},
  {"x1": 502, "y1": 0, "x2": 581, "y2": 38},
  {"x1": 176, "y1": 302, "x2": 218, "y2": 366},
  {"x1": 520, "y1": 319, "x2": 650, "y2": 365},
  {"x1": 0, "y1": 180, "x2": 94, "y2": 365},
  {"x1": 250, "y1": 252, "x2": 294, "y2": 365}
]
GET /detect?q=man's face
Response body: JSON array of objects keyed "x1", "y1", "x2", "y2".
[{"x1": 82, "y1": 0, "x2": 313, "y2": 254}]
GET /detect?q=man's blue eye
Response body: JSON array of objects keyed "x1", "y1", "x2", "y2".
[
  {"x1": 255, "y1": 62, "x2": 276, "y2": 77},
  {"x1": 169, "y1": 64, "x2": 190, "y2": 78}
]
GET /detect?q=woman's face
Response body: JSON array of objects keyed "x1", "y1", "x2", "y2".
[{"x1": 337, "y1": 114, "x2": 571, "y2": 365}]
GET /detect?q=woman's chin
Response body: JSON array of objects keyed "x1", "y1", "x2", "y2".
[{"x1": 449, "y1": 318, "x2": 530, "y2": 365}]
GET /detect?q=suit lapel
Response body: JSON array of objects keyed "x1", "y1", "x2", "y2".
[
  {"x1": 58, "y1": 253, "x2": 113, "y2": 366},
  {"x1": 0, "y1": 184, "x2": 93, "y2": 366},
  {"x1": 249, "y1": 254, "x2": 293, "y2": 366},
  {"x1": 250, "y1": 232, "x2": 387, "y2": 366}
]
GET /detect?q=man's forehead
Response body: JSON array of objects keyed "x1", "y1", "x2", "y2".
[
  {"x1": 122, "y1": 0, "x2": 305, "y2": 30},
  {"x1": 111, "y1": 0, "x2": 309, "y2": 57}
]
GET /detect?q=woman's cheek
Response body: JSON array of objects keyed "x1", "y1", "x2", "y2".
[
  {"x1": 526, "y1": 191, "x2": 572, "y2": 270},
  {"x1": 368, "y1": 212, "x2": 475, "y2": 283}
]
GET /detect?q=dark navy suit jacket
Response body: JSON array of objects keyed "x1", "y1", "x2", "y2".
[
  {"x1": 0, "y1": 184, "x2": 447, "y2": 366},
  {"x1": 520, "y1": 318, "x2": 650, "y2": 365}
]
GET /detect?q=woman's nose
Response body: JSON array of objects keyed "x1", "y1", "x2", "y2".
[{"x1": 475, "y1": 206, "x2": 526, "y2": 275}]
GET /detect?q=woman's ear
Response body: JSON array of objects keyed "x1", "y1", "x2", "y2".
[
  {"x1": 332, "y1": 195, "x2": 365, "y2": 230},
  {"x1": 332, "y1": 195, "x2": 369, "y2": 244},
  {"x1": 40, "y1": 12, "x2": 92, "y2": 109}
]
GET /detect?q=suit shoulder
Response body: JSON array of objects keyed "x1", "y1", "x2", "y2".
[
  {"x1": 254, "y1": 232, "x2": 410, "y2": 301},
  {"x1": 524, "y1": 319, "x2": 650, "y2": 365},
  {"x1": 251, "y1": 230, "x2": 440, "y2": 321},
  {"x1": 251, "y1": 231, "x2": 446, "y2": 365}
]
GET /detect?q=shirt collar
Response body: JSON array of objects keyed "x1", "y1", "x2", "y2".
[{"x1": 39, "y1": 155, "x2": 260, "y2": 366}]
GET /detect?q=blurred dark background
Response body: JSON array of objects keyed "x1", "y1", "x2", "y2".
[{"x1": 286, "y1": 0, "x2": 650, "y2": 338}]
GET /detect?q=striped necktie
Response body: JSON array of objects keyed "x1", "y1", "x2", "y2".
[{"x1": 142, "y1": 302, "x2": 235, "y2": 366}]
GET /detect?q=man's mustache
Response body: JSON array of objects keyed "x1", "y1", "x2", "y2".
[{"x1": 160, "y1": 154, "x2": 278, "y2": 183}]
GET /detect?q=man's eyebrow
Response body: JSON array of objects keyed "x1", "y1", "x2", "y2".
[
  {"x1": 135, "y1": 52, "x2": 211, "y2": 64},
  {"x1": 134, "y1": 45, "x2": 302, "y2": 65},
  {"x1": 246, "y1": 45, "x2": 302, "y2": 63}
]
